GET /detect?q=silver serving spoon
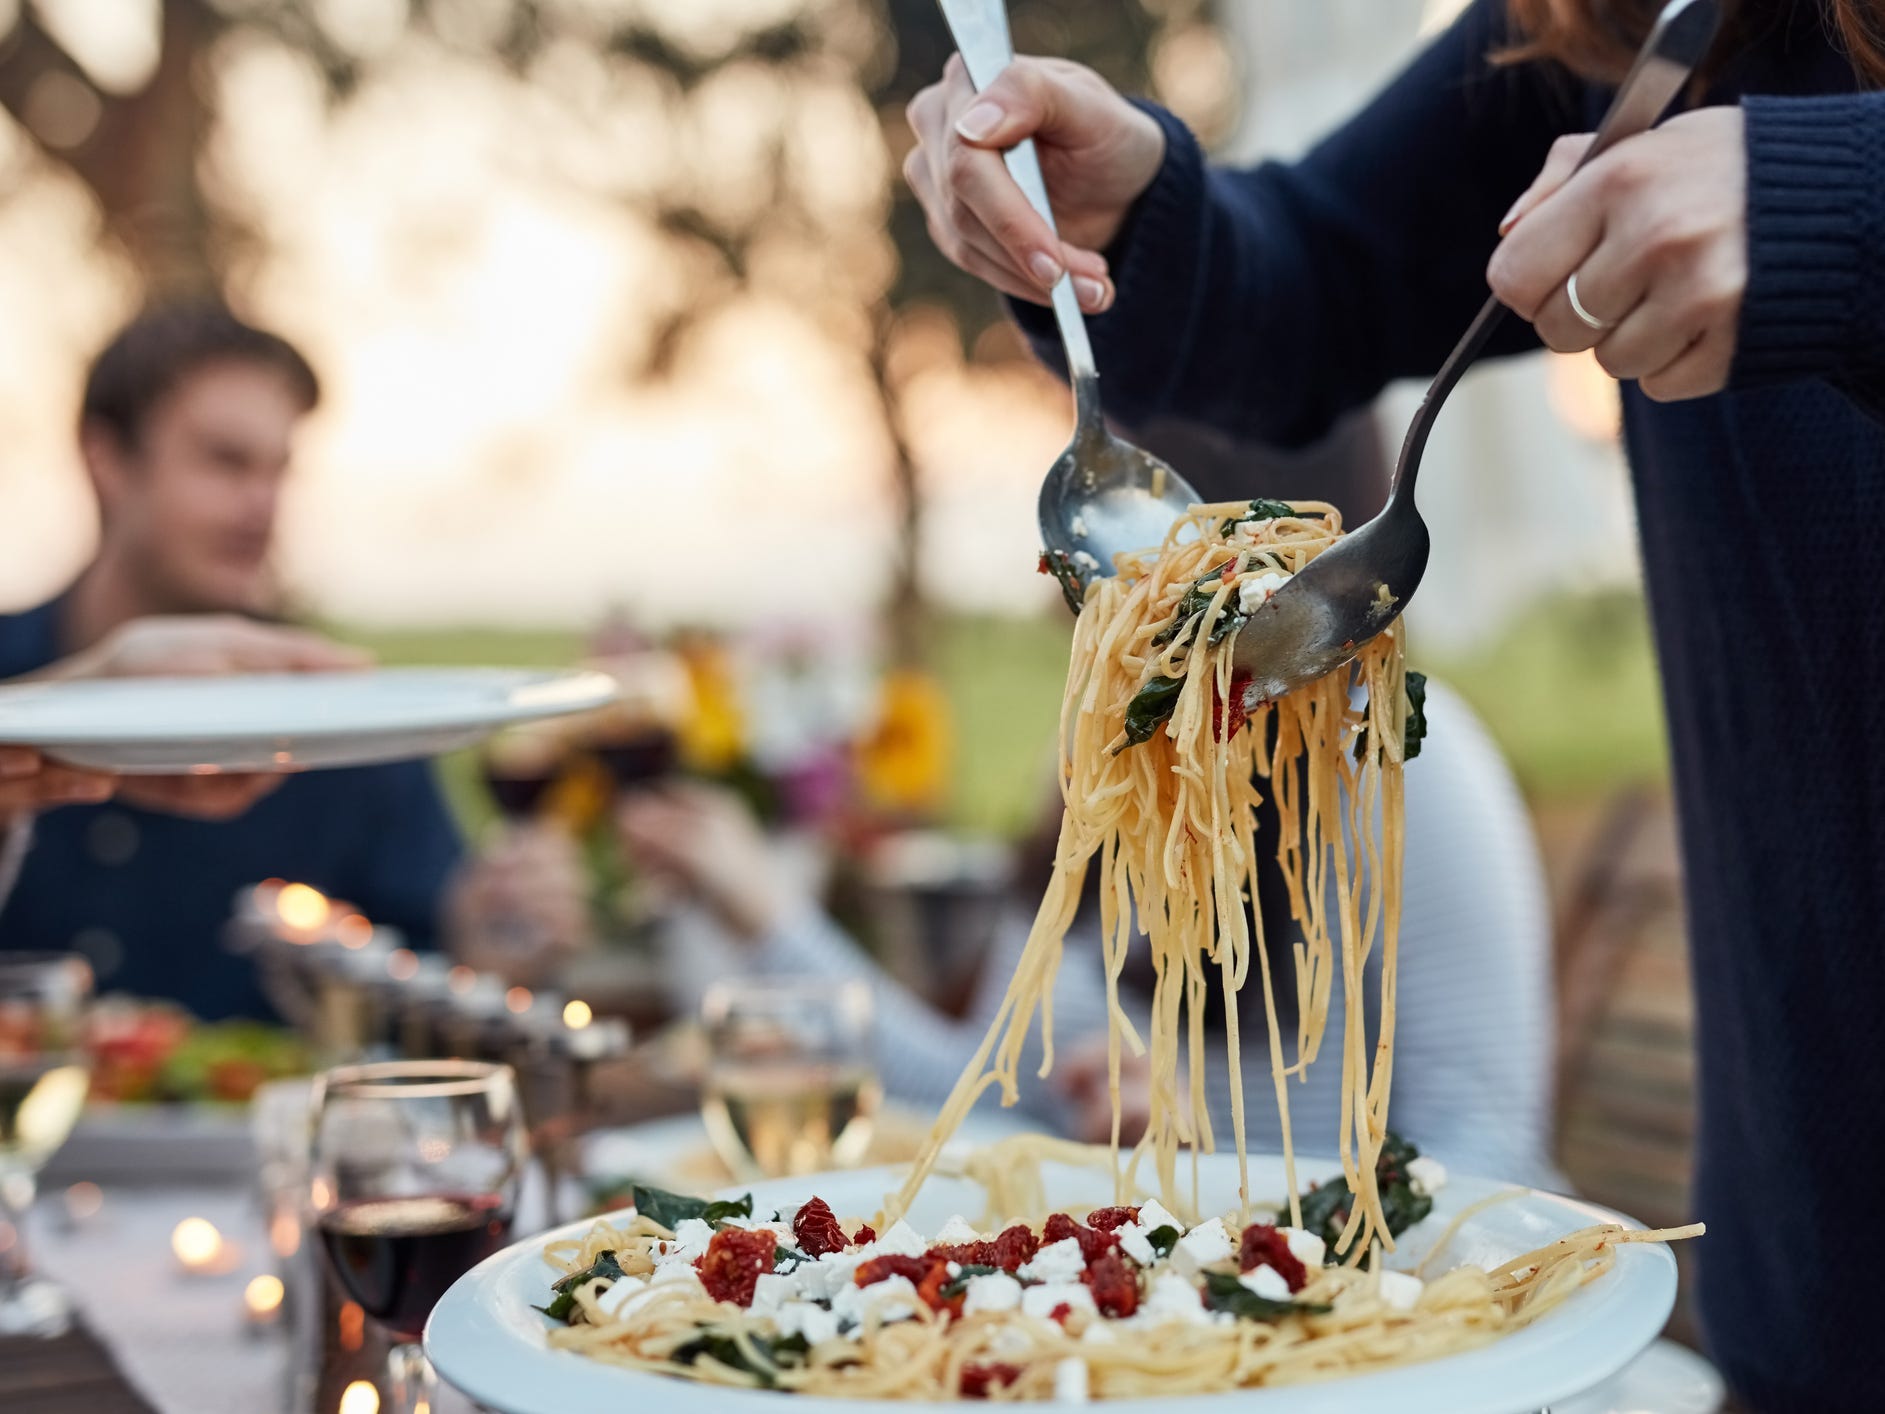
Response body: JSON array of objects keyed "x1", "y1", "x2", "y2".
[
  {"x1": 938, "y1": 0, "x2": 1201, "y2": 613},
  {"x1": 1229, "y1": 0, "x2": 1722, "y2": 704}
]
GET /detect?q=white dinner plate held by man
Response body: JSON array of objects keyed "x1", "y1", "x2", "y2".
[{"x1": 0, "y1": 666, "x2": 619, "y2": 773}]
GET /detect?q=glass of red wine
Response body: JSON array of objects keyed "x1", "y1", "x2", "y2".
[{"x1": 310, "y1": 1059, "x2": 526, "y2": 1414}]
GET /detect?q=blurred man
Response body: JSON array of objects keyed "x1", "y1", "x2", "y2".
[{"x1": 0, "y1": 303, "x2": 585, "y2": 1017}]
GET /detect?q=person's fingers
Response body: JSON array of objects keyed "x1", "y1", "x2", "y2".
[
  {"x1": 950, "y1": 56, "x2": 1080, "y2": 151},
  {"x1": 207, "y1": 619, "x2": 373, "y2": 674},
  {"x1": 942, "y1": 139, "x2": 1066, "y2": 292},
  {"x1": 1527, "y1": 234, "x2": 1648, "y2": 355},
  {"x1": 0, "y1": 767, "x2": 115, "y2": 814},
  {"x1": 1637, "y1": 324, "x2": 1735, "y2": 402},
  {"x1": 1488, "y1": 138, "x2": 1647, "y2": 320},
  {"x1": 1498, "y1": 131, "x2": 1595, "y2": 235}
]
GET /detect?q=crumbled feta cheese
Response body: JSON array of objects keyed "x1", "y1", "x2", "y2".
[
  {"x1": 791, "y1": 1253, "x2": 864, "y2": 1301},
  {"x1": 749, "y1": 1272, "x2": 796, "y2": 1315},
  {"x1": 665, "y1": 1217, "x2": 715, "y2": 1262},
  {"x1": 934, "y1": 1215, "x2": 981, "y2": 1246},
  {"x1": 772, "y1": 1300, "x2": 842, "y2": 1347},
  {"x1": 871, "y1": 1220, "x2": 928, "y2": 1258},
  {"x1": 594, "y1": 1275, "x2": 648, "y2": 1316},
  {"x1": 963, "y1": 1271, "x2": 1023, "y2": 1315},
  {"x1": 1135, "y1": 1199, "x2": 1182, "y2": 1235},
  {"x1": 1071, "y1": 514, "x2": 1089, "y2": 537},
  {"x1": 1021, "y1": 1281, "x2": 1096, "y2": 1321},
  {"x1": 1238, "y1": 571, "x2": 1292, "y2": 613},
  {"x1": 831, "y1": 1274, "x2": 920, "y2": 1325},
  {"x1": 1139, "y1": 1274, "x2": 1211, "y2": 1326},
  {"x1": 1072, "y1": 550, "x2": 1101, "y2": 572},
  {"x1": 1378, "y1": 1271, "x2": 1424, "y2": 1312},
  {"x1": 1239, "y1": 1264, "x2": 1291, "y2": 1301},
  {"x1": 650, "y1": 1263, "x2": 704, "y2": 1291},
  {"x1": 1054, "y1": 1357, "x2": 1091, "y2": 1403},
  {"x1": 1115, "y1": 1222, "x2": 1155, "y2": 1267},
  {"x1": 1020, "y1": 1237, "x2": 1087, "y2": 1284},
  {"x1": 1170, "y1": 1219, "x2": 1234, "y2": 1276},
  {"x1": 1079, "y1": 1319, "x2": 1118, "y2": 1346},
  {"x1": 1280, "y1": 1227, "x2": 1326, "y2": 1270},
  {"x1": 1406, "y1": 1156, "x2": 1448, "y2": 1198}
]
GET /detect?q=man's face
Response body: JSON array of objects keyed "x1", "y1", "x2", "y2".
[{"x1": 89, "y1": 361, "x2": 304, "y2": 615}]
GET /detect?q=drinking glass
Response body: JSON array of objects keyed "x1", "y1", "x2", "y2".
[
  {"x1": 310, "y1": 1060, "x2": 526, "y2": 1414},
  {"x1": 480, "y1": 726, "x2": 567, "y2": 822},
  {"x1": 0, "y1": 953, "x2": 93, "y2": 1337},
  {"x1": 699, "y1": 979, "x2": 880, "y2": 1180}
]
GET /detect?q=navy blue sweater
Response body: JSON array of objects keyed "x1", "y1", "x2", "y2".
[{"x1": 1015, "y1": 3, "x2": 1885, "y2": 1409}]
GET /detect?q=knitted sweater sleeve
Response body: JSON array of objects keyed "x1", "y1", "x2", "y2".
[
  {"x1": 1734, "y1": 93, "x2": 1885, "y2": 419},
  {"x1": 1014, "y1": 0, "x2": 1573, "y2": 449}
]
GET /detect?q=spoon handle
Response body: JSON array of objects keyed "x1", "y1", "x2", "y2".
[
  {"x1": 938, "y1": 0, "x2": 1102, "y2": 429},
  {"x1": 1390, "y1": 0, "x2": 1723, "y2": 504}
]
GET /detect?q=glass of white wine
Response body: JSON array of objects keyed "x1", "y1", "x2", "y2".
[
  {"x1": 0, "y1": 953, "x2": 93, "y2": 1337},
  {"x1": 699, "y1": 979, "x2": 880, "y2": 1181}
]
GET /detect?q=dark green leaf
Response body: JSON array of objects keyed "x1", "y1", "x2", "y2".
[
  {"x1": 1218, "y1": 498, "x2": 1302, "y2": 533},
  {"x1": 1296, "y1": 1131, "x2": 1434, "y2": 1256},
  {"x1": 1403, "y1": 670, "x2": 1429, "y2": 761},
  {"x1": 630, "y1": 1183, "x2": 754, "y2": 1232},
  {"x1": 939, "y1": 1263, "x2": 999, "y2": 1300},
  {"x1": 1200, "y1": 1271, "x2": 1331, "y2": 1322},
  {"x1": 672, "y1": 1330, "x2": 811, "y2": 1386},
  {"x1": 535, "y1": 1250, "x2": 626, "y2": 1323},
  {"x1": 1145, "y1": 1225, "x2": 1181, "y2": 1258},
  {"x1": 775, "y1": 1245, "x2": 809, "y2": 1267},
  {"x1": 1123, "y1": 675, "x2": 1185, "y2": 745}
]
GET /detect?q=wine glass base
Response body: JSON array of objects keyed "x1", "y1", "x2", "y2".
[{"x1": 0, "y1": 1273, "x2": 76, "y2": 1338}]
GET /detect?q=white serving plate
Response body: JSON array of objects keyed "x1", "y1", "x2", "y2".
[
  {"x1": 0, "y1": 667, "x2": 618, "y2": 772},
  {"x1": 427, "y1": 1152, "x2": 1680, "y2": 1414}
]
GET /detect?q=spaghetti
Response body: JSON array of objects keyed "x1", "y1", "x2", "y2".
[{"x1": 541, "y1": 501, "x2": 1700, "y2": 1399}]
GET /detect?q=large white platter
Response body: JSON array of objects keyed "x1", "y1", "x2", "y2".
[
  {"x1": 0, "y1": 667, "x2": 618, "y2": 772},
  {"x1": 427, "y1": 1152, "x2": 1680, "y2": 1414}
]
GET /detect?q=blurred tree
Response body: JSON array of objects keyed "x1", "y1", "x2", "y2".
[{"x1": 0, "y1": 0, "x2": 1231, "y2": 643}]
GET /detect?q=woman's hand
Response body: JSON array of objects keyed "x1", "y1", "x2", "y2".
[
  {"x1": 448, "y1": 823, "x2": 595, "y2": 986},
  {"x1": 615, "y1": 783, "x2": 787, "y2": 942},
  {"x1": 904, "y1": 54, "x2": 1167, "y2": 312},
  {"x1": 0, "y1": 747, "x2": 114, "y2": 823},
  {"x1": 1487, "y1": 107, "x2": 1747, "y2": 403}
]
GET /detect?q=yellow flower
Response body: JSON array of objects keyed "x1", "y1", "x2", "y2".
[
  {"x1": 857, "y1": 667, "x2": 953, "y2": 816},
  {"x1": 677, "y1": 637, "x2": 745, "y2": 773}
]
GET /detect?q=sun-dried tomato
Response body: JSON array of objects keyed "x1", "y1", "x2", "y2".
[
  {"x1": 1048, "y1": 1302, "x2": 1073, "y2": 1325},
  {"x1": 1082, "y1": 1249, "x2": 1140, "y2": 1317},
  {"x1": 1086, "y1": 1205, "x2": 1141, "y2": 1232},
  {"x1": 1042, "y1": 1212, "x2": 1116, "y2": 1263},
  {"x1": 1237, "y1": 1223, "x2": 1308, "y2": 1292},
  {"x1": 990, "y1": 1223, "x2": 1040, "y2": 1272},
  {"x1": 697, "y1": 1227, "x2": 777, "y2": 1306},
  {"x1": 1211, "y1": 671, "x2": 1256, "y2": 741},
  {"x1": 854, "y1": 1253, "x2": 930, "y2": 1288},
  {"x1": 851, "y1": 1223, "x2": 876, "y2": 1247},
  {"x1": 916, "y1": 1260, "x2": 963, "y2": 1318},
  {"x1": 960, "y1": 1362, "x2": 1022, "y2": 1398},
  {"x1": 792, "y1": 1197, "x2": 848, "y2": 1258},
  {"x1": 929, "y1": 1239, "x2": 994, "y2": 1266}
]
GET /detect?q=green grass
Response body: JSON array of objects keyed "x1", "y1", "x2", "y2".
[{"x1": 338, "y1": 588, "x2": 1669, "y2": 838}]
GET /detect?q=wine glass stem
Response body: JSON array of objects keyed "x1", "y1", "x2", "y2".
[
  {"x1": 0, "y1": 1169, "x2": 36, "y2": 1293},
  {"x1": 387, "y1": 1342, "x2": 436, "y2": 1414}
]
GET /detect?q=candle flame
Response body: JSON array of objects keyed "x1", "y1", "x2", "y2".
[
  {"x1": 245, "y1": 1272, "x2": 284, "y2": 1315},
  {"x1": 339, "y1": 1379, "x2": 380, "y2": 1414},
  {"x1": 172, "y1": 1216, "x2": 223, "y2": 1267},
  {"x1": 562, "y1": 999, "x2": 593, "y2": 1029},
  {"x1": 277, "y1": 883, "x2": 331, "y2": 933},
  {"x1": 505, "y1": 986, "x2": 533, "y2": 1014}
]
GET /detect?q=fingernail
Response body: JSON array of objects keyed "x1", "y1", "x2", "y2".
[
  {"x1": 1498, "y1": 198, "x2": 1524, "y2": 235},
  {"x1": 1028, "y1": 251, "x2": 1064, "y2": 287},
  {"x1": 1074, "y1": 276, "x2": 1107, "y2": 310},
  {"x1": 955, "y1": 101, "x2": 1004, "y2": 142}
]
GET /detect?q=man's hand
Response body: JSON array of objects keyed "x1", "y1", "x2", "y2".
[{"x1": 904, "y1": 54, "x2": 1166, "y2": 311}]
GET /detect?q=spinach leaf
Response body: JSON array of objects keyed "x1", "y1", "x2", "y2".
[
  {"x1": 1151, "y1": 565, "x2": 1237, "y2": 648},
  {"x1": 775, "y1": 1244, "x2": 809, "y2": 1267},
  {"x1": 1038, "y1": 548, "x2": 1086, "y2": 616},
  {"x1": 1144, "y1": 1225, "x2": 1181, "y2": 1259},
  {"x1": 1295, "y1": 1132, "x2": 1434, "y2": 1256},
  {"x1": 672, "y1": 1330, "x2": 812, "y2": 1386},
  {"x1": 630, "y1": 1183, "x2": 754, "y2": 1232},
  {"x1": 535, "y1": 1250, "x2": 626, "y2": 1323},
  {"x1": 1352, "y1": 670, "x2": 1431, "y2": 765},
  {"x1": 1218, "y1": 498, "x2": 1301, "y2": 533},
  {"x1": 939, "y1": 1264, "x2": 1000, "y2": 1300},
  {"x1": 1200, "y1": 1271, "x2": 1331, "y2": 1322},
  {"x1": 1403, "y1": 670, "x2": 1428, "y2": 761},
  {"x1": 1123, "y1": 675, "x2": 1186, "y2": 745}
]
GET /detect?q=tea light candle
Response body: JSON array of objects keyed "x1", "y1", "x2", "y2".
[
  {"x1": 171, "y1": 1216, "x2": 239, "y2": 1275},
  {"x1": 338, "y1": 1380, "x2": 380, "y2": 1414},
  {"x1": 243, "y1": 1272, "x2": 284, "y2": 1328}
]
